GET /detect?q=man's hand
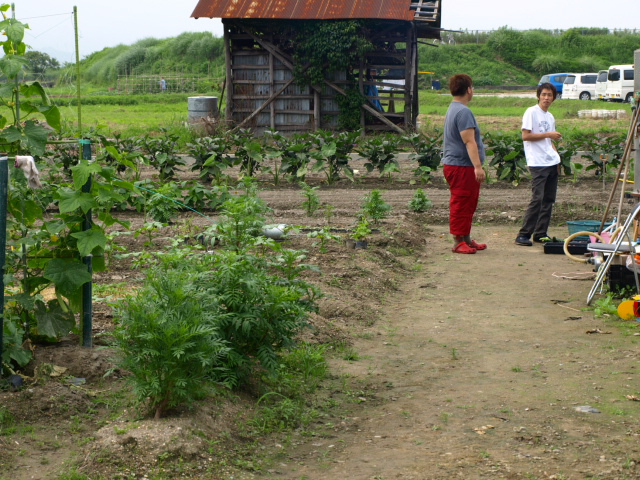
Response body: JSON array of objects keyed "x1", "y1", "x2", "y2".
[
  {"x1": 548, "y1": 131, "x2": 562, "y2": 141},
  {"x1": 474, "y1": 166, "x2": 486, "y2": 183}
]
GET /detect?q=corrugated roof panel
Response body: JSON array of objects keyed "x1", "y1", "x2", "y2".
[{"x1": 192, "y1": 0, "x2": 417, "y2": 21}]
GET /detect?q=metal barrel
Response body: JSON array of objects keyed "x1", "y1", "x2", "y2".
[{"x1": 187, "y1": 96, "x2": 219, "y2": 123}]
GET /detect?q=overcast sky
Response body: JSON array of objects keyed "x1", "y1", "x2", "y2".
[{"x1": 14, "y1": 0, "x2": 640, "y2": 64}]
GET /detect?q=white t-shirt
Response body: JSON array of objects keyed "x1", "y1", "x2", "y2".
[{"x1": 521, "y1": 104, "x2": 560, "y2": 167}]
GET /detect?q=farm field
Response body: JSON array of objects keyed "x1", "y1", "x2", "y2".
[{"x1": 2, "y1": 152, "x2": 640, "y2": 480}]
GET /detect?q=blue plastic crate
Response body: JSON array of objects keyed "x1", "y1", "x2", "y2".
[{"x1": 566, "y1": 220, "x2": 612, "y2": 241}]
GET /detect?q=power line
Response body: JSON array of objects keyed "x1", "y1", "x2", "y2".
[{"x1": 17, "y1": 13, "x2": 73, "y2": 21}]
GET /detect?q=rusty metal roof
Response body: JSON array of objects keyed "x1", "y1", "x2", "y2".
[{"x1": 191, "y1": 0, "x2": 434, "y2": 22}]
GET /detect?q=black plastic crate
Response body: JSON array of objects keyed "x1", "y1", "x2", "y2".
[
  {"x1": 607, "y1": 264, "x2": 638, "y2": 293},
  {"x1": 543, "y1": 240, "x2": 588, "y2": 255}
]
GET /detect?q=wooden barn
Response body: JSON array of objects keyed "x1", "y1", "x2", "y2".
[{"x1": 191, "y1": 0, "x2": 442, "y2": 133}]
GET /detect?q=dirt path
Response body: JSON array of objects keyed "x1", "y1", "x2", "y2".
[{"x1": 268, "y1": 224, "x2": 640, "y2": 480}]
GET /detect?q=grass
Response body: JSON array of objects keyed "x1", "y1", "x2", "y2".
[{"x1": 7, "y1": 86, "x2": 630, "y2": 141}]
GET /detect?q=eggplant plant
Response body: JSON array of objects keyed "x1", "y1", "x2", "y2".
[{"x1": 355, "y1": 134, "x2": 401, "y2": 181}]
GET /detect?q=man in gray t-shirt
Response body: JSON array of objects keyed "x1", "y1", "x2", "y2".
[
  {"x1": 441, "y1": 74, "x2": 486, "y2": 254},
  {"x1": 443, "y1": 102, "x2": 485, "y2": 167}
]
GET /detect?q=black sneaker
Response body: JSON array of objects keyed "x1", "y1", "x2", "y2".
[{"x1": 515, "y1": 236, "x2": 533, "y2": 246}]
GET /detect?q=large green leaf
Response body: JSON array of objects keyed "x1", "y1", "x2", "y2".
[
  {"x1": 56, "y1": 190, "x2": 98, "y2": 214},
  {"x1": 0, "y1": 54, "x2": 27, "y2": 78},
  {"x1": 5, "y1": 19, "x2": 25, "y2": 44},
  {"x1": 43, "y1": 258, "x2": 91, "y2": 297},
  {"x1": 34, "y1": 299, "x2": 76, "y2": 339},
  {"x1": 71, "y1": 228, "x2": 107, "y2": 257},
  {"x1": 21, "y1": 81, "x2": 50, "y2": 102},
  {"x1": 98, "y1": 210, "x2": 130, "y2": 229},
  {"x1": 71, "y1": 160, "x2": 102, "y2": 190},
  {"x1": 38, "y1": 104, "x2": 61, "y2": 131},
  {"x1": 0, "y1": 122, "x2": 49, "y2": 154}
]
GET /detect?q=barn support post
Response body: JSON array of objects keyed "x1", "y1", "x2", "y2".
[
  {"x1": 223, "y1": 22, "x2": 233, "y2": 124},
  {"x1": 359, "y1": 58, "x2": 365, "y2": 134},
  {"x1": 314, "y1": 90, "x2": 321, "y2": 130},
  {"x1": 405, "y1": 27, "x2": 413, "y2": 128},
  {"x1": 269, "y1": 47, "x2": 276, "y2": 129}
]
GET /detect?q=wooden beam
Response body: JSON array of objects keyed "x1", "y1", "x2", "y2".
[
  {"x1": 244, "y1": 29, "x2": 295, "y2": 71},
  {"x1": 232, "y1": 76, "x2": 296, "y2": 131},
  {"x1": 362, "y1": 104, "x2": 405, "y2": 134}
]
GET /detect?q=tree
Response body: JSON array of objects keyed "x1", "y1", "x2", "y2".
[{"x1": 24, "y1": 50, "x2": 60, "y2": 75}]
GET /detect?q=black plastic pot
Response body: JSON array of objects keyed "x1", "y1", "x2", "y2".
[{"x1": 355, "y1": 240, "x2": 368, "y2": 249}]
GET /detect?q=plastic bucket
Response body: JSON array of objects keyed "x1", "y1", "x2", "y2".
[{"x1": 567, "y1": 220, "x2": 612, "y2": 241}]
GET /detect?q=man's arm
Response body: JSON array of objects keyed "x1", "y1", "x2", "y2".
[
  {"x1": 522, "y1": 129, "x2": 562, "y2": 142},
  {"x1": 460, "y1": 128, "x2": 486, "y2": 183}
]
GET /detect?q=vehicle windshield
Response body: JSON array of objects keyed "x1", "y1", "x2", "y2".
[
  {"x1": 564, "y1": 76, "x2": 576, "y2": 84},
  {"x1": 608, "y1": 69, "x2": 621, "y2": 81},
  {"x1": 539, "y1": 75, "x2": 550, "y2": 83},
  {"x1": 597, "y1": 71, "x2": 608, "y2": 82}
]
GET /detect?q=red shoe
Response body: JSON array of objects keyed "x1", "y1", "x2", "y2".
[
  {"x1": 468, "y1": 240, "x2": 487, "y2": 250},
  {"x1": 452, "y1": 242, "x2": 477, "y2": 254}
]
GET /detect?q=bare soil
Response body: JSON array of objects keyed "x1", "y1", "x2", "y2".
[{"x1": 2, "y1": 162, "x2": 640, "y2": 480}]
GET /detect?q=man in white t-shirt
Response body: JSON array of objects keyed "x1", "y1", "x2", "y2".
[{"x1": 515, "y1": 83, "x2": 562, "y2": 246}]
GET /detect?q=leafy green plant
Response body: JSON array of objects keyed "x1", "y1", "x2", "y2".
[
  {"x1": 200, "y1": 250, "x2": 322, "y2": 382},
  {"x1": 268, "y1": 131, "x2": 314, "y2": 183},
  {"x1": 94, "y1": 132, "x2": 144, "y2": 179},
  {"x1": 356, "y1": 134, "x2": 401, "y2": 180},
  {"x1": 405, "y1": 132, "x2": 443, "y2": 184},
  {"x1": 113, "y1": 266, "x2": 231, "y2": 418},
  {"x1": 555, "y1": 138, "x2": 580, "y2": 177},
  {"x1": 300, "y1": 182, "x2": 320, "y2": 217},
  {"x1": 231, "y1": 129, "x2": 263, "y2": 178},
  {"x1": 209, "y1": 188, "x2": 271, "y2": 253},
  {"x1": 360, "y1": 189, "x2": 391, "y2": 225},
  {"x1": 310, "y1": 130, "x2": 358, "y2": 184},
  {"x1": 351, "y1": 218, "x2": 371, "y2": 241},
  {"x1": 577, "y1": 132, "x2": 626, "y2": 175},
  {"x1": 3, "y1": 158, "x2": 129, "y2": 359},
  {"x1": 140, "y1": 128, "x2": 185, "y2": 181},
  {"x1": 145, "y1": 182, "x2": 180, "y2": 224},
  {"x1": 186, "y1": 136, "x2": 232, "y2": 184},
  {"x1": 324, "y1": 204, "x2": 335, "y2": 225},
  {"x1": 408, "y1": 188, "x2": 433, "y2": 213},
  {"x1": 484, "y1": 131, "x2": 527, "y2": 185},
  {"x1": 133, "y1": 221, "x2": 165, "y2": 247},
  {"x1": 307, "y1": 226, "x2": 341, "y2": 253},
  {"x1": 593, "y1": 293, "x2": 619, "y2": 318},
  {"x1": 0, "y1": 7, "x2": 61, "y2": 155}
]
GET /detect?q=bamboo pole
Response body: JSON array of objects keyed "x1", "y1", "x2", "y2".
[
  {"x1": 598, "y1": 104, "x2": 640, "y2": 233},
  {"x1": 74, "y1": 7, "x2": 82, "y2": 136}
]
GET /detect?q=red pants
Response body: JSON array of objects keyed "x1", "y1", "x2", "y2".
[{"x1": 443, "y1": 164, "x2": 481, "y2": 236}]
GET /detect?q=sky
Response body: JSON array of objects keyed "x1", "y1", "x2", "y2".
[{"x1": 14, "y1": 0, "x2": 640, "y2": 64}]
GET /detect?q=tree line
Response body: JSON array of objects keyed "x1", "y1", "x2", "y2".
[{"x1": 23, "y1": 27, "x2": 640, "y2": 88}]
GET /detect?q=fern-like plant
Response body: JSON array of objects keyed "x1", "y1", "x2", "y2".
[{"x1": 113, "y1": 267, "x2": 231, "y2": 419}]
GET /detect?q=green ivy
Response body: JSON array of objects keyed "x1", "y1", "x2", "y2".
[{"x1": 292, "y1": 20, "x2": 373, "y2": 87}]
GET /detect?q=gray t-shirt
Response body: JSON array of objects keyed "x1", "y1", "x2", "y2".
[{"x1": 442, "y1": 101, "x2": 485, "y2": 167}]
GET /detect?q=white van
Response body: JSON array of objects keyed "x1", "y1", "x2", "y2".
[
  {"x1": 595, "y1": 70, "x2": 608, "y2": 100},
  {"x1": 563, "y1": 73, "x2": 598, "y2": 100},
  {"x1": 605, "y1": 64, "x2": 635, "y2": 103}
]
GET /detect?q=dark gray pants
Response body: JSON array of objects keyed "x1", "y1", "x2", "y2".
[{"x1": 518, "y1": 165, "x2": 558, "y2": 238}]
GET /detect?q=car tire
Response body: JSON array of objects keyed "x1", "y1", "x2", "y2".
[
  {"x1": 579, "y1": 92, "x2": 591, "y2": 100},
  {"x1": 625, "y1": 92, "x2": 634, "y2": 103},
  {"x1": 556, "y1": 92, "x2": 562, "y2": 99}
]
